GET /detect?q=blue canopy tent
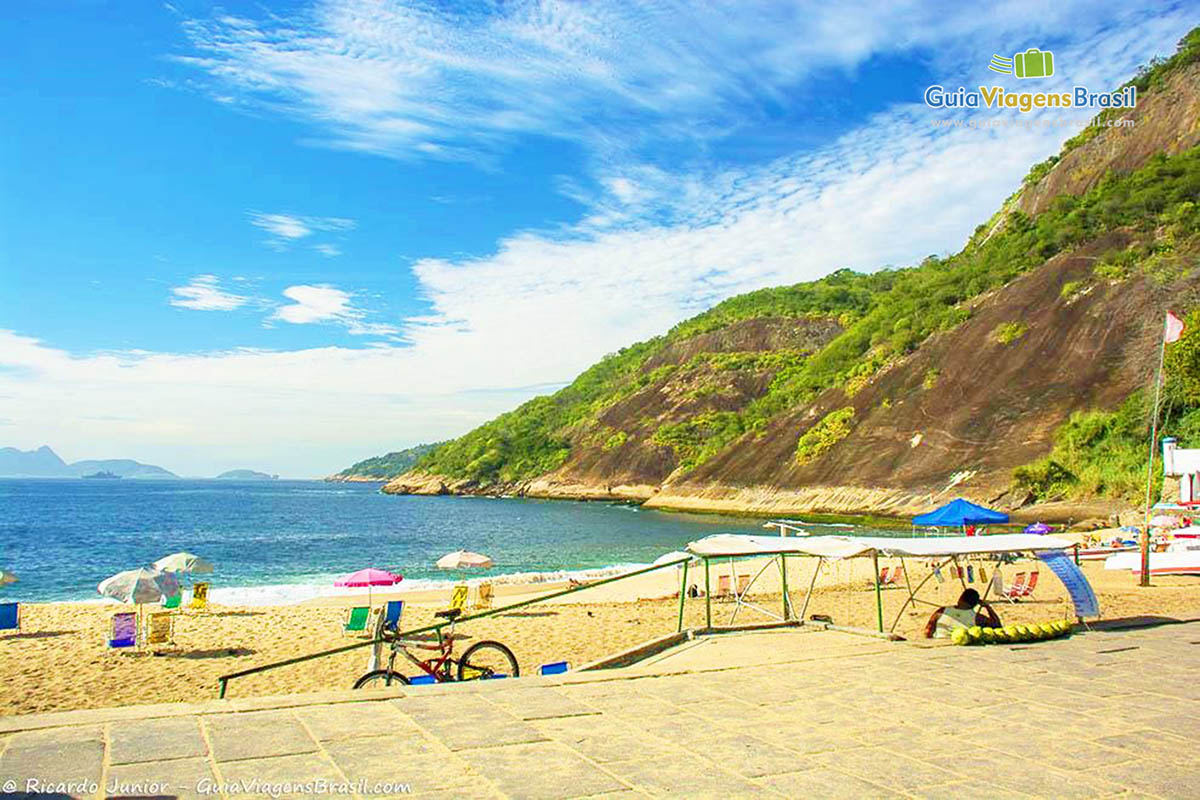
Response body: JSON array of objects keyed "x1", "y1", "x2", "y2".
[{"x1": 913, "y1": 498, "x2": 1009, "y2": 528}]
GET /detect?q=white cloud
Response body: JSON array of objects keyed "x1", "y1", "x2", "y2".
[
  {"x1": 314, "y1": 243, "x2": 342, "y2": 257},
  {"x1": 169, "y1": 275, "x2": 248, "y2": 311},
  {"x1": 271, "y1": 284, "x2": 399, "y2": 336},
  {"x1": 248, "y1": 212, "x2": 356, "y2": 250}
]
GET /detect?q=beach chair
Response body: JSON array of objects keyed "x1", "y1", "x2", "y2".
[
  {"x1": 381, "y1": 600, "x2": 403, "y2": 634},
  {"x1": 144, "y1": 611, "x2": 174, "y2": 647},
  {"x1": 344, "y1": 606, "x2": 371, "y2": 635},
  {"x1": 891, "y1": 566, "x2": 904, "y2": 585},
  {"x1": 475, "y1": 582, "x2": 494, "y2": 611},
  {"x1": 0, "y1": 602, "x2": 19, "y2": 633},
  {"x1": 878, "y1": 567, "x2": 891, "y2": 585},
  {"x1": 163, "y1": 593, "x2": 182, "y2": 610},
  {"x1": 189, "y1": 582, "x2": 209, "y2": 611},
  {"x1": 448, "y1": 585, "x2": 469, "y2": 614},
  {"x1": 539, "y1": 660, "x2": 569, "y2": 675},
  {"x1": 715, "y1": 575, "x2": 732, "y2": 599},
  {"x1": 108, "y1": 611, "x2": 138, "y2": 650},
  {"x1": 1005, "y1": 571, "x2": 1039, "y2": 601},
  {"x1": 1002, "y1": 572, "x2": 1027, "y2": 602},
  {"x1": 736, "y1": 574, "x2": 750, "y2": 596}
]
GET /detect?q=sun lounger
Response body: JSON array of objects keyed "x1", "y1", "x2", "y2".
[
  {"x1": 108, "y1": 611, "x2": 138, "y2": 650},
  {"x1": 344, "y1": 606, "x2": 371, "y2": 635},
  {"x1": 475, "y1": 582, "x2": 494, "y2": 611},
  {"x1": 144, "y1": 611, "x2": 174, "y2": 647},
  {"x1": 189, "y1": 582, "x2": 209, "y2": 611},
  {"x1": 448, "y1": 584, "x2": 469, "y2": 613},
  {"x1": 539, "y1": 660, "x2": 569, "y2": 675},
  {"x1": 1002, "y1": 572, "x2": 1027, "y2": 602},
  {"x1": 0, "y1": 602, "x2": 19, "y2": 633}
]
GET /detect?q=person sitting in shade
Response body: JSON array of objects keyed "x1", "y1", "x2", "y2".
[{"x1": 924, "y1": 588, "x2": 1001, "y2": 638}]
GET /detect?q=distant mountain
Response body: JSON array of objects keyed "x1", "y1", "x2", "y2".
[
  {"x1": 328, "y1": 442, "x2": 444, "y2": 482},
  {"x1": 0, "y1": 446, "x2": 178, "y2": 479},
  {"x1": 216, "y1": 469, "x2": 278, "y2": 480},
  {"x1": 0, "y1": 445, "x2": 68, "y2": 477}
]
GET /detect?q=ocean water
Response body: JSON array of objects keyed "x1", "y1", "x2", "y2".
[{"x1": 0, "y1": 479, "x2": 889, "y2": 605}]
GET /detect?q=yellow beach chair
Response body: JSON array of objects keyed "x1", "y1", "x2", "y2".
[
  {"x1": 144, "y1": 611, "x2": 174, "y2": 647},
  {"x1": 475, "y1": 582, "x2": 494, "y2": 611},
  {"x1": 189, "y1": 582, "x2": 209, "y2": 611}
]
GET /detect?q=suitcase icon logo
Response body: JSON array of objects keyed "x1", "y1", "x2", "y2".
[{"x1": 989, "y1": 49, "x2": 1054, "y2": 79}]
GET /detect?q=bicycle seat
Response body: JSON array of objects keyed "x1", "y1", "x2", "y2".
[{"x1": 435, "y1": 607, "x2": 463, "y2": 620}]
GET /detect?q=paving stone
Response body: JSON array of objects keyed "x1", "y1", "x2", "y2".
[
  {"x1": 483, "y1": 687, "x2": 601, "y2": 720},
  {"x1": 604, "y1": 752, "x2": 777, "y2": 798},
  {"x1": 0, "y1": 734, "x2": 104, "y2": 797},
  {"x1": 815, "y1": 746, "x2": 956, "y2": 794},
  {"x1": 677, "y1": 731, "x2": 808, "y2": 778},
  {"x1": 109, "y1": 716, "x2": 208, "y2": 765},
  {"x1": 1088, "y1": 759, "x2": 1200, "y2": 797},
  {"x1": 754, "y1": 767, "x2": 903, "y2": 798},
  {"x1": 294, "y1": 701, "x2": 417, "y2": 741},
  {"x1": 216, "y1": 752, "x2": 347, "y2": 800},
  {"x1": 460, "y1": 741, "x2": 629, "y2": 799},
  {"x1": 534, "y1": 717, "x2": 681, "y2": 764},
  {"x1": 324, "y1": 733, "x2": 478, "y2": 791},
  {"x1": 205, "y1": 710, "x2": 318, "y2": 762},
  {"x1": 106, "y1": 756, "x2": 216, "y2": 800}
]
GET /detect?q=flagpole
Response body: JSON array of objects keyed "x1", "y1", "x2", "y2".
[{"x1": 1140, "y1": 317, "x2": 1169, "y2": 588}]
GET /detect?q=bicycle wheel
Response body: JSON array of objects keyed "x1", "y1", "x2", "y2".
[
  {"x1": 457, "y1": 640, "x2": 519, "y2": 681},
  {"x1": 353, "y1": 670, "x2": 411, "y2": 689}
]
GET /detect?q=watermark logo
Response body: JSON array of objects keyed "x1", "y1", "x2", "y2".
[
  {"x1": 989, "y1": 49, "x2": 1055, "y2": 79},
  {"x1": 924, "y1": 47, "x2": 1134, "y2": 112}
]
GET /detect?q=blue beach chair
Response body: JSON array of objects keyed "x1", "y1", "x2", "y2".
[
  {"x1": 382, "y1": 600, "x2": 403, "y2": 633},
  {"x1": 0, "y1": 602, "x2": 19, "y2": 633}
]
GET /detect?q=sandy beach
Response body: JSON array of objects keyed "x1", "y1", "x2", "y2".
[{"x1": 3, "y1": 548, "x2": 1200, "y2": 717}]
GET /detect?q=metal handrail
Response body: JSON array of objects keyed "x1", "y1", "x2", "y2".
[{"x1": 216, "y1": 557, "x2": 690, "y2": 698}]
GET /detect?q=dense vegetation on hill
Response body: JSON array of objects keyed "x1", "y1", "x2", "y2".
[
  {"x1": 390, "y1": 29, "x2": 1200, "y2": 510},
  {"x1": 330, "y1": 442, "x2": 443, "y2": 480}
]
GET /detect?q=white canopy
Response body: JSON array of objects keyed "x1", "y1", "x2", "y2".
[{"x1": 686, "y1": 533, "x2": 1073, "y2": 559}]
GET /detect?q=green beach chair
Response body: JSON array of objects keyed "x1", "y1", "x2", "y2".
[
  {"x1": 343, "y1": 606, "x2": 371, "y2": 636},
  {"x1": 163, "y1": 593, "x2": 182, "y2": 610}
]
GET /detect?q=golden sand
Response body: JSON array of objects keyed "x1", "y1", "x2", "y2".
[{"x1": 2, "y1": 555, "x2": 1198, "y2": 717}]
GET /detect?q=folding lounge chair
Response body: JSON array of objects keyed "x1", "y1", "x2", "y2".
[
  {"x1": 189, "y1": 582, "x2": 209, "y2": 611},
  {"x1": 108, "y1": 611, "x2": 138, "y2": 650},
  {"x1": 891, "y1": 566, "x2": 905, "y2": 585},
  {"x1": 1003, "y1": 572, "x2": 1028, "y2": 602},
  {"x1": 0, "y1": 602, "x2": 19, "y2": 633},
  {"x1": 144, "y1": 611, "x2": 174, "y2": 647},
  {"x1": 540, "y1": 660, "x2": 569, "y2": 675},
  {"x1": 448, "y1": 585, "x2": 469, "y2": 613},
  {"x1": 343, "y1": 606, "x2": 371, "y2": 635},
  {"x1": 1006, "y1": 571, "x2": 1039, "y2": 600},
  {"x1": 381, "y1": 600, "x2": 404, "y2": 633},
  {"x1": 475, "y1": 582, "x2": 494, "y2": 611}
]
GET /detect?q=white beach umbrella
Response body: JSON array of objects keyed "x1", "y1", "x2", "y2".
[
  {"x1": 154, "y1": 552, "x2": 214, "y2": 574},
  {"x1": 98, "y1": 567, "x2": 180, "y2": 604},
  {"x1": 436, "y1": 550, "x2": 494, "y2": 570},
  {"x1": 1150, "y1": 515, "x2": 1182, "y2": 529}
]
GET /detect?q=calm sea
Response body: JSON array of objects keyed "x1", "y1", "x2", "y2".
[{"x1": 0, "y1": 479, "x2": 894, "y2": 604}]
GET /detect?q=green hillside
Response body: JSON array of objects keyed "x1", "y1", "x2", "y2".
[{"x1": 330, "y1": 442, "x2": 444, "y2": 481}]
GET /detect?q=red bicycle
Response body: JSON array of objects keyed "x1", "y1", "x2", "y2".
[{"x1": 353, "y1": 608, "x2": 519, "y2": 687}]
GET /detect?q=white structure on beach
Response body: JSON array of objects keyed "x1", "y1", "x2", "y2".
[{"x1": 1163, "y1": 437, "x2": 1200, "y2": 505}]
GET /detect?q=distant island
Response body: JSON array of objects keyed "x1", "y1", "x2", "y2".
[
  {"x1": 328, "y1": 442, "x2": 444, "y2": 482},
  {"x1": 0, "y1": 446, "x2": 178, "y2": 479},
  {"x1": 215, "y1": 469, "x2": 278, "y2": 480}
]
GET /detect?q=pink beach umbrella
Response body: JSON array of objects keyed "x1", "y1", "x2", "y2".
[{"x1": 334, "y1": 567, "x2": 403, "y2": 605}]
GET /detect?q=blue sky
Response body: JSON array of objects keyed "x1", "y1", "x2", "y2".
[{"x1": 0, "y1": 1, "x2": 1194, "y2": 476}]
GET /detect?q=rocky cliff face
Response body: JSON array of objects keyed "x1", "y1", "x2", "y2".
[{"x1": 383, "y1": 50, "x2": 1200, "y2": 520}]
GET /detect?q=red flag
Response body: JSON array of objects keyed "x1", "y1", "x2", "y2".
[{"x1": 1165, "y1": 311, "x2": 1185, "y2": 343}]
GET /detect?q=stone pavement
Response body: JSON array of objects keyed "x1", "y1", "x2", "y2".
[{"x1": 2, "y1": 621, "x2": 1200, "y2": 799}]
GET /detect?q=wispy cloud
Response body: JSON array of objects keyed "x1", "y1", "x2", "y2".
[
  {"x1": 169, "y1": 274, "x2": 248, "y2": 311},
  {"x1": 271, "y1": 285, "x2": 398, "y2": 336},
  {"x1": 314, "y1": 243, "x2": 342, "y2": 257},
  {"x1": 248, "y1": 212, "x2": 356, "y2": 250}
]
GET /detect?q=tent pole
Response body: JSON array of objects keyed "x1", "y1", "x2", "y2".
[
  {"x1": 890, "y1": 556, "x2": 951, "y2": 632},
  {"x1": 704, "y1": 557, "x2": 711, "y2": 630},
  {"x1": 780, "y1": 555, "x2": 789, "y2": 621},
  {"x1": 676, "y1": 559, "x2": 689, "y2": 632},
  {"x1": 872, "y1": 550, "x2": 884, "y2": 633},
  {"x1": 799, "y1": 557, "x2": 822, "y2": 621}
]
